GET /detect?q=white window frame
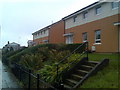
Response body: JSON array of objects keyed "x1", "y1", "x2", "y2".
[
  {"x1": 95, "y1": 6, "x2": 101, "y2": 15},
  {"x1": 66, "y1": 35, "x2": 73, "y2": 44},
  {"x1": 82, "y1": 32, "x2": 87, "y2": 42},
  {"x1": 83, "y1": 12, "x2": 88, "y2": 19},
  {"x1": 73, "y1": 16, "x2": 77, "y2": 22},
  {"x1": 95, "y1": 30, "x2": 101, "y2": 44},
  {"x1": 111, "y1": 2, "x2": 119, "y2": 10}
]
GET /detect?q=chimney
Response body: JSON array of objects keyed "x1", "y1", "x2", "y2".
[{"x1": 8, "y1": 41, "x2": 9, "y2": 44}]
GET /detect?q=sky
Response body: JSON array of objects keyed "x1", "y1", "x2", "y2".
[{"x1": 0, "y1": 0, "x2": 99, "y2": 48}]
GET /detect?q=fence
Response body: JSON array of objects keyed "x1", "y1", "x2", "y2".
[{"x1": 11, "y1": 63, "x2": 56, "y2": 89}]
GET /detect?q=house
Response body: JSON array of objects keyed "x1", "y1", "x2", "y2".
[
  {"x1": 27, "y1": 40, "x2": 35, "y2": 47},
  {"x1": 49, "y1": 20, "x2": 65, "y2": 44},
  {"x1": 2, "y1": 41, "x2": 21, "y2": 52},
  {"x1": 32, "y1": 20, "x2": 65, "y2": 44},
  {"x1": 62, "y1": 1, "x2": 120, "y2": 53},
  {"x1": 32, "y1": 26, "x2": 50, "y2": 45},
  {"x1": 32, "y1": 1, "x2": 120, "y2": 53}
]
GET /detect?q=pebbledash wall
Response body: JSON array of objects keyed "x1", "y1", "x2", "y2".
[{"x1": 32, "y1": 1, "x2": 120, "y2": 53}]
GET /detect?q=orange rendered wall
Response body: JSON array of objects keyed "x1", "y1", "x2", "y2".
[{"x1": 65, "y1": 14, "x2": 119, "y2": 53}]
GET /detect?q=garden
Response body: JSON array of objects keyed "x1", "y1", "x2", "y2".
[
  {"x1": 2, "y1": 43, "x2": 86, "y2": 88},
  {"x1": 2, "y1": 43, "x2": 119, "y2": 88}
]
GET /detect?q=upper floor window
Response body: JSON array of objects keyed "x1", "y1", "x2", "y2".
[
  {"x1": 73, "y1": 16, "x2": 77, "y2": 22},
  {"x1": 83, "y1": 12, "x2": 88, "y2": 19},
  {"x1": 95, "y1": 30, "x2": 101, "y2": 44},
  {"x1": 95, "y1": 6, "x2": 101, "y2": 15},
  {"x1": 44, "y1": 30, "x2": 46, "y2": 34},
  {"x1": 40, "y1": 31, "x2": 42, "y2": 35},
  {"x1": 112, "y1": 2, "x2": 119, "y2": 9},
  {"x1": 82, "y1": 32, "x2": 87, "y2": 42}
]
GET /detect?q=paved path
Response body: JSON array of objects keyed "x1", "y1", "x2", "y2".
[{"x1": 0, "y1": 60, "x2": 21, "y2": 89}]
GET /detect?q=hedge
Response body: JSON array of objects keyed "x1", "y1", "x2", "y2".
[{"x1": 6, "y1": 43, "x2": 86, "y2": 67}]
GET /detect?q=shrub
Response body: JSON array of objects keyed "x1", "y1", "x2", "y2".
[
  {"x1": 48, "y1": 49, "x2": 70, "y2": 63},
  {"x1": 38, "y1": 64, "x2": 56, "y2": 83},
  {"x1": 2, "y1": 48, "x2": 26, "y2": 65},
  {"x1": 19, "y1": 53, "x2": 44, "y2": 72},
  {"x1": 62, "y1": 43, "x2": 86, "y2": 53}
]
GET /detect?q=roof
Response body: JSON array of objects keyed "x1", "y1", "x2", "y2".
[
  {"x1": 32, "y1": 25, "x2": 50, "y2": 35},
  {"x1": 9, "y1": 42, "x2": 20, "y2": 45},
  {"x1": 62, "y1": 1, "x2": 102, "y2": 20}
]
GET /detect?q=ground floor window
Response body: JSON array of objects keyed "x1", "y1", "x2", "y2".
[
  {"x1": 66, "y1": 35, "x2": 73, "y2": 44},
  {"x1": 43, "y1": 40, "x2": 49, "y2": 44},
  {"x1": 82, "y1": 32, "x2": 87, "y2": 42},
  {"x1": 95, "y1": 30, "x2": 101, "y2": 43}
]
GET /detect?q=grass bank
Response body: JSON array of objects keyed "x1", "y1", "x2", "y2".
[{"x1": 79, "y1": 53, "x2": 119, "y2": 88}]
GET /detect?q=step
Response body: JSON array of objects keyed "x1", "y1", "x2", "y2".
[
  {"x1": 72, "y1": 74, "x2": 83, "y2": 79},
  {"x1": 87, "y1": 61, "x2": 99, "y2": 64},
  {"x1": 66, "y1": 79, "x2": 78, "y2": 85},
  {"x1": 77, "y1": 70, "x2": 89, "y2": 73},
  {"x1": 81, "y1": 65, "x2": 94, "y2": 69},
  {"x1": 64, "y1": 84, "x2": 72, "y2": 88},
  {"x1": 84, "y1": 61, "x2": 99, "y2": 67}
]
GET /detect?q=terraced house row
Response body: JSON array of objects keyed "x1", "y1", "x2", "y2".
[{"x1": 32, "y1": 1, "x2": 120, "y2": 53}]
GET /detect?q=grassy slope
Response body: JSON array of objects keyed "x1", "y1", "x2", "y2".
[{"x1": 79, "y1": 53, "x2": 119, "y2": 88}]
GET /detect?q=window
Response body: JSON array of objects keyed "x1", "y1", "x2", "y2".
[
  {"x1": 112, "y1": 2, "x2": 119, "y2": 9},
  {"x1": 41, "y1": 31, "x2": 43, "y2": 35},
  {"x1": 95, "y1": 30, "x2": 101, "y2": 43},
  {"x1": 44, "y1": 30, "x2": 46, "y2": 34},
  {"x1": 82, "y1": 32, "x2": 87, "y2": 42},
  {"x1": 43, "y1": 40, "x2": 48, "y2": 44},
  {"x1": 83, "y1": 12, "x2": 88, "y2": 19},
  {"x1": 66, "y1": 36, "x2": 73, "y2": 44},
  {"x1": 95, "y1": 6, "x2": 101, "y2": 15},
  {"x1": 73, "y1": 16, "x2": 77, "y2": 22}
]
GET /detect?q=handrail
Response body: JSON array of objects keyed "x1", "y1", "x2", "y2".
[
  {"x1": 59, "y1": 51, "x2": 87, "y2": 74},
  {"x1": 57, "y1": 42, "x2": 87, "y2": 65},
  {"x1": 55, "y1": 42, "x2": 88, "y2": 83}
]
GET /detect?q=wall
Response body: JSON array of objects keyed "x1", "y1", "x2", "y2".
[
  {"x1": 33, "y1": 29, "x2": 49, "y2": 40},
  {"x1": 65, "y1": 14, "x2": 119, "y2": 53},
  {"x1": 33, "y1": 36, "x2": 49, "y2": 45},
  {"x1": 65, "y1": 2, "x2": 119, "y2": 29},
  {"x1": 49, "y1": 20, "x2": 65, "y2": 44}
]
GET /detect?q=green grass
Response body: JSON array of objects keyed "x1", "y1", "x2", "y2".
[{"x1": 79, "y1": 53, "x2": 119, "y2": 88}]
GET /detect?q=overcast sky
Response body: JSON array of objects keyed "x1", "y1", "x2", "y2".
[{"x1": 0, "y1": 0, "x2": 99, "y2": 48}]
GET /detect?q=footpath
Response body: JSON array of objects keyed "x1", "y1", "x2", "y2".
[{"x1": 0, "y1": 60, "x2": 21, "y2": 89}]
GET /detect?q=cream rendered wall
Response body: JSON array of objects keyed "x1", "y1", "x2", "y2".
[
  {"x1": 33, "y1": 29, "x2": 49, "y2": 40},
  {"x1": 65, "y1": 2, "x2": 119, "y2": 29}
]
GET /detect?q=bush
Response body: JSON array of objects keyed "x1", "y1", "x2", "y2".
[
  {"x1": 38, "y1": 64, "x2": 56, "y2": 83},
  {"x1": 19, "y1": 53, "x2": 44, "y2": 72},
  {"x1": 48, "y1": 49, "x2": 70, "y2": 63},
  {"x1": 2, "y1": 47, "x2": 26, "y2": 65},
  {"x1": 61, "y1": 43, "x2": 86, "y2": 53}
]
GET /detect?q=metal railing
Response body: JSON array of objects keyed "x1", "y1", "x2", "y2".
[
  {"x1": 55, "y1": 42, "x2": 88, "y2": 84},
  {"x1": 12, "y1": 63, "x2": 56, "y2": 90}
]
